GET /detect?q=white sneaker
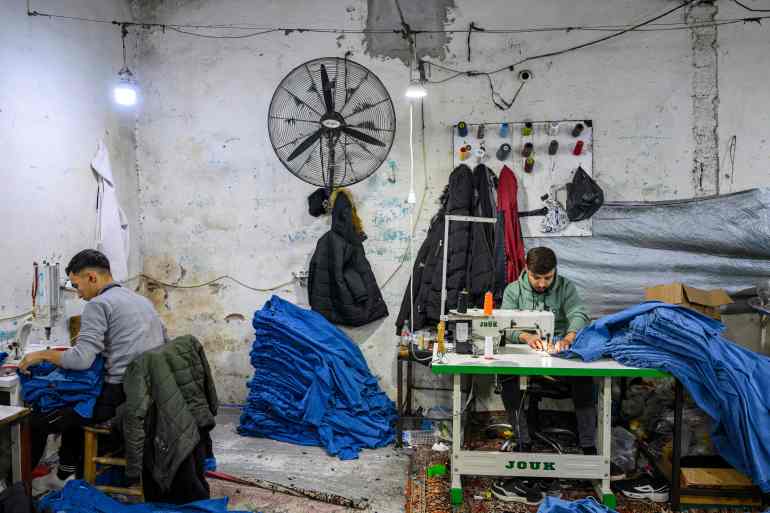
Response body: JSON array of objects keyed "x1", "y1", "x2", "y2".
[{"x1": 31, "y1": 470, "x2": 74, "y2": 497}]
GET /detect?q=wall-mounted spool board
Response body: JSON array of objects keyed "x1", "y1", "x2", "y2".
[{"x1": 451, "y1": 120, "x2": 594, "y2": 237}]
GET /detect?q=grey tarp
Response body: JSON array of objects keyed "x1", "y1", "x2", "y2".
[{"x1": 526, "y1": 188, "x2": 770, "y2": 316}]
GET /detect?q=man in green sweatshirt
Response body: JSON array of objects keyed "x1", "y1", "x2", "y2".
[{"x1": 500, "y1": 247, "x2": 597, "y2": 454}]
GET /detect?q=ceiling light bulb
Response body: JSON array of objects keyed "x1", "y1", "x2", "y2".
[
  {"x1": 405, "y1": 80, "x2": 427, "y2": 99},
  {"x1": 113, "y1": 67, "x2": 138, "y2": 106}
]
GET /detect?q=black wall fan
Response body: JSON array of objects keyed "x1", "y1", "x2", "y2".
[{"x1": 268, "y1": 57, "x2": 396, "y2": 188}]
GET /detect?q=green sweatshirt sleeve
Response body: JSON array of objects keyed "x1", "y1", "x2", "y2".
[
  {"x1": 562, "y1": 280, "x2": 590, "y2": 333},
  {"x1": 501, "y1": 282, "x2": 529, "y2": 342}
]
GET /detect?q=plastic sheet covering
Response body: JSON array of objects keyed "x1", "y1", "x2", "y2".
[
  {"x1": 536, "y1": 496, "x2": 617, "y2": 513},
  {"x1": 526, "y1": 188, "x2": 770, "y2": 316}
]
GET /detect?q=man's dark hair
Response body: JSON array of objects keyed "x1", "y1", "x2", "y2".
[
  {"x1": 526, "y1": 247, "x2": 557, "y2": 275},
  {"x1": 65, "y1": 249, "x2": 112, "y2": 275}
]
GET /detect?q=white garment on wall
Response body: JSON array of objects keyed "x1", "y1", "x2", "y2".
[{"x1": 92, "y1": 140, "x2": 129, "y2": 281}]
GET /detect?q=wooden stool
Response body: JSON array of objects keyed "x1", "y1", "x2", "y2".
[{"x1": 83, "y1": 425, "x2": 143, "y2": 499}]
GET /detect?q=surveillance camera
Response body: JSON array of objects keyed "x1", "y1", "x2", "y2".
[{"x1": 518, "y1": 69, "x2": 533, "y2": 82}]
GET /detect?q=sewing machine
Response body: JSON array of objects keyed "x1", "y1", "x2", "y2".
[{"x1": 449, "y1": 308, "x2": 556, "y2": 355}]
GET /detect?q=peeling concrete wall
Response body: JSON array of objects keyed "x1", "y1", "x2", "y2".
[
  {"x1": 0, "y1": 0, "x2": 138, "y2": 342},
  {"x1": 129, "y1": 0, "x2": 770, "y2": 405},
  {"x1": 687, "y1": 1, "x2": 721, "y2": 196}
]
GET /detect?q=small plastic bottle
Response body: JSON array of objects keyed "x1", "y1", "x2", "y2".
[{"x1": 400, "y1": 321, "x2": 411, "y2": 348}]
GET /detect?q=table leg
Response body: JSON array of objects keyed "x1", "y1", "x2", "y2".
[
  {"x1": 450, "y1": 374, "x2": 463, "y2": 505},
  {"x1": 20, "y1": 419, "x2": 31, "y2": 495},
  {"x1": 406, "y1": 360, "x2": 414, "y2": 415},
  {"x1": 600, "y1": 377, "x2": 615, "y2": 507},
  {"x1": 396, "y1": 357, "x2": 403, "y2": 448},
  {"x1": 11, "y1": 422, "x2": 21, "y2": 486},
  {"x1": 671, "y1": 379, "x2": 683, "y2": 510}
]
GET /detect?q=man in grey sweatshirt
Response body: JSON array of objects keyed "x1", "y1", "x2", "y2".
[{"x1": 19, "y1": 249, "x2": 166, "y2": 494}]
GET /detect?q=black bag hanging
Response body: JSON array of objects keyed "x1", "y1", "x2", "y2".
[{"x1": 566, "y1": 166, "x2": 604, "y2": 222}]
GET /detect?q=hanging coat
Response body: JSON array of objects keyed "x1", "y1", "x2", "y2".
[
  {"x1": 395, "y1": 188, "x2": 448, "y2": 334},
  {"x1": 92, "y1": 141, "x2": 130, "y2": 281},
  {"x1": 308, "y1": 191, "x2": 388, "y2": 326},
  {"x1": 497, "y1": 166, "x2": 526, "y2": 284},
  {"x1": 424, "y1": 165, "x2": 474, "y2": 320},
  {"x1": 466, "y1": 164, "x2": 497, "y2": 306}
]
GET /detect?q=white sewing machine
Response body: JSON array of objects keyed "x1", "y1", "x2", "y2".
[{"x1": 449, "y1": 308, "x2": 556, "y2": 355}]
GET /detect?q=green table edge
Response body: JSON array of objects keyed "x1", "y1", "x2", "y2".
[
  {"x1": 450, "y1": 487, "x2": 463, "y2": 505},
  {"x1": 431, "y1": 364, "x2": 669, "y2": 378}
]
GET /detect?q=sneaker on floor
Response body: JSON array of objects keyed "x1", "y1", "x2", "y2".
[
  {"x1": 615, "y1": 475, "x2": 669, "y2": 502},
  {"x1": 528, "y1": 478, "x2": 562, "y2": 498},
  {"x1": 610, "y1": 462, "x2": 626, "y2": 481},
  {"x1": 32, "y1": 470, "x2": 74, "y2": 497},
  {"x1": 491, "y1": 479, "x2": 543, "y2": 505}
]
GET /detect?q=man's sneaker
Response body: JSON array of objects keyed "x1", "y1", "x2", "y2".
[
  {"x1": 491, "y1": 479, "x2": 543, "y2": 505},
  {"x1": 610, "y1": 462, "x2": 626, "y2": 481},
  {"x1": 31, "y1": 470, "x2": 74, "y2": 497},
  {"x1": 615, "y1": 475, "x2": 669, "y2": 502},
  {"x1": 525, "y1": 478, "x2": 562, "y2": 498}
]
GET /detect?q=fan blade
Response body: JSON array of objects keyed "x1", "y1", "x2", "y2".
[
  {"x1": 341, "y1": 127, "x2": 385, "y2": 147},
  {"x1": 287, "y1": 129, "x2": 323, "y2": 161},
  {"x1": 320, "y1": 64, "x2": 335, "y2": 114}
]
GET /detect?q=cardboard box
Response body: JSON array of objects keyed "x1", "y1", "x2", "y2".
[{"x1": 645, "y1": 283, "x2": 733, "y2": 320}]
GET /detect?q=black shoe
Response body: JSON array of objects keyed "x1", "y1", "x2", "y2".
[
  {"x1": 610, "y1": 462, "x2": 626, "y2": 481},
  {"x1": 491, "y1": 479, "x2": 544, "y2": 505},
  {"x1": 615, "y1": 475, "x2": 669, "y2": 502},
  {"x1": 525, "y1": 478, "x2": 561, "y2": 498}
]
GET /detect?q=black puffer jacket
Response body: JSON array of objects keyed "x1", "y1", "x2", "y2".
[
  {"x1": 467, "y1": 164, "x2": 497, "y2": 306},
  {"x1": 395, "y1": 188, "x2": 448, "y2": 333},
  {"x1": 309, "y1": 192, "x2": 388, "y2": 326}
]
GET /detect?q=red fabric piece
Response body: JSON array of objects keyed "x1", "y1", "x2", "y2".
[{"x1": 497, "y1": 166, "x2": 526, "y2": 283}]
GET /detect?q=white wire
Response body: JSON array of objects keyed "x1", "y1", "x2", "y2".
[{"x1": 408, "y1": 101, "x2": 415, "y2": 333}]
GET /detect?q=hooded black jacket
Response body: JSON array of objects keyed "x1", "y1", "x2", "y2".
[{"x1": 309, "y1": 193, "x2": 388, "y2": 326}]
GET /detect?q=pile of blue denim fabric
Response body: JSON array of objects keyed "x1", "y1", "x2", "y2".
[
  {"x1": 238, "y1": 295, "x2": 397, "y2": 460},
  {"x1": 19, "y1": 356, "x2": 104, "y2": 418},
  {"x1": 565, "y1": 302, "x2": 770, "y2": 492}
]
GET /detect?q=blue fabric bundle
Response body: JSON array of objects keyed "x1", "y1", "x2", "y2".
[
  {"x1": 537, "y1": 497, "x2": 617, "y2": 513},
  {"x1": 0, "y1": 352, "x2": 7, "y2": 366},
  {"x1": 19, "y1": 356, "x2": 104, "y2": 418},
  {"x1": 38, "y1": 479, "x2": 253, "y2": 513},
  {"x1": 565, "y1": 302, "x2": 770, "y2": 492},
  {"x1": 238, "y1": 295, "x2": 397, "y2": 460}
]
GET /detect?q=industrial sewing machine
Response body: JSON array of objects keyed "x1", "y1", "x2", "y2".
[{"x1": 448, "y1": 308, "x2": 556, "y2": 355}]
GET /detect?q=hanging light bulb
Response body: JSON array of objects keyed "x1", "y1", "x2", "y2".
[
  {"x1": 404, "y1": 35, "x2": 427, "y2": 100},
  {"x1": 113, "y1": 24, "x2": 138, "y2": 106},
  {"x1": 405, "y1": 79, "x2": 427, "y2": 99}
]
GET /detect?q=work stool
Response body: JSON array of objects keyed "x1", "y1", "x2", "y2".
[
  {"x1": 525, "y1": 377, "x2": 578, "y2": 450},
  {"x1": 83, "y1": 425, "x2": 144, "y2": 499}
]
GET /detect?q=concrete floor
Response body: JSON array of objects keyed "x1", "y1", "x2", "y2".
[{"x1": 211, "y1": 408, "x2": 409, "y2": 513}]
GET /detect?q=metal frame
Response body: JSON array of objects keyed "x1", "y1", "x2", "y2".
[
  {"x1": 435, "y1": 354, "x2": 670, "y2": 508},
  {"x1": 440, "y1": 214, "x2": 497, "y2": 322}
]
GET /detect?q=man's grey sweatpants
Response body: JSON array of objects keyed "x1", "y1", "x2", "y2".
[{"x1": 500, "y1": 376, "x2": 597, "y2": 449}]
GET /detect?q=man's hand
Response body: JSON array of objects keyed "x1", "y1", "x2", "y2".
[
  {"x1": 18, "y1": 350, "x2": 64, "y2": 375},
  {"x1": 19, "y1": 352, "x2": 47, "y2": 375},
  {"x1": 554, "y1": 332, "x2": 577, "y2": 353},
  {"x1": 520, "y1": 333, "x2": 544, "y2": 351}
]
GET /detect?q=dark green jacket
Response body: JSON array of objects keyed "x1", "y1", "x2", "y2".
[
  {"x1": 120, "y1": 335, "x2": 218, "y2": 488},
  {"x1": 501, "y1": 270, "x2": 590, "y2": 337}
]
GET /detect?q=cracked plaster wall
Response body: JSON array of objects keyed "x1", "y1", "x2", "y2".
[{"x1": 123, "y1": 0, "x2": 770, "y2": 405}]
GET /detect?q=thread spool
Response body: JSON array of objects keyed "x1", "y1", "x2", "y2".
[
  {"x1": 437, "y1": 321, "x2": 446, "y2": 354},
  {"x1": 522, "y1": 122, "x2": 533, "y2": 137},
  {"x1": 477, "y1": 123, "x2": 486, "y2": 139},
  {"x1": 524, "y1": 157, "x2": 535, "y2": 173},
  {"x1": 483, "y1": 291, "x2": 493, "y2": 316},
  {"x1": 571, "y1": 123, "x2": 584, "y2": 137},
  {"x1": 573, "y1": 140, "x2": 584, "y2": 156},
  {"x1": 496, "y1": 143, "x2": 512, "y2": 161},
  {"x1": 473, "y1": 146, "x2": 486, "y2": 160},
  {"x1": 548, "y1": 122, "x2": 560, "y2": 136},
  {"x1": 499, "y1": 123, "x2": 510, "y2": 138},
  {"x1": 548, "y1": 140, "x2": 559, "y2": 156},
  {"x1": 457, "y1": 121, "x2": 468, "y2": 137},
  {"x1": 459, "y1": 148, "x2": 470, "y2": 161},
  {"x1": 521, "y1": 142, "x2": 534, "y2": 158},
  {"x1": 484, "y1": 336, "x2": 494, "y2": 359}
]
